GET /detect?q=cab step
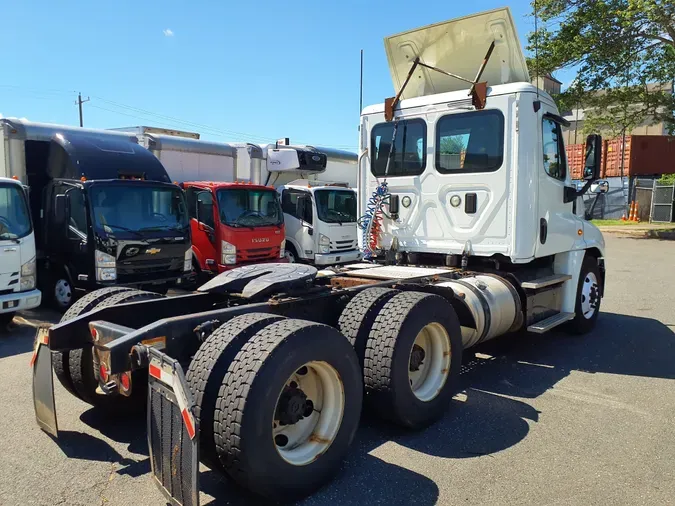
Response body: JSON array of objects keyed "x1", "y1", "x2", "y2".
[
  {"x1": 521, "y1": 274, "x2": 572, "y2": 290},
  {"x1": 527, "y1": 312, "x2": 575, "y2": 333}
]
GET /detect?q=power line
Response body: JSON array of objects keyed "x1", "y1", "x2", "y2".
[{"x1": 0, "y1": 83, "x2": 358, "y2": 151}]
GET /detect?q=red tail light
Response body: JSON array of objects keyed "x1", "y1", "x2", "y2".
[
  {"x1": 120, "y1": 372, "x2": 131, "y2": 392},
  {"x1": 99, "y1": 362, "x2": 109, "y2": 382}
]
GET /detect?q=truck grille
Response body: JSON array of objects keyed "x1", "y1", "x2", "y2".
[
  {"x1": 330, "y1": 239, "x2": 356, "y2": 253},
  {"x1": 149, "y1": 378, "x2": 198, "y2": 506},
  {"x1": 238, "y1": 246, "x2": 280, "y2": 263}
]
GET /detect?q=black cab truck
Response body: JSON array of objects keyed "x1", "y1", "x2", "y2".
[{"x1": 0, "y1": 118, "x2": 193, "y2": 310}]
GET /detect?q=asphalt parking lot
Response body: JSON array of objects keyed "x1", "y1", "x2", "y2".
[{"x1": 1, "y1": 234, "x2": 674, "y2": 506}]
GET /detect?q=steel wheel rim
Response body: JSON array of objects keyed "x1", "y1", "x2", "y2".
[
  {"x1": 273, "y1": 361, "x2": 344, "y2": 466},
  {"x1": 55, "y1": 279, "x2": 72, "y2": 307},
  {"x1": 408, "y1": 323, "x2": 451, "y2": 402},
  {"x1": 581, "y1": 271, "x2": 599, "y2": 319},
  {"x1": 284, "y1": 250, "x2": 296, "y2": 263}
]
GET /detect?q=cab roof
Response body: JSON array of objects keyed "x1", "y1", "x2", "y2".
[{"x1": 182, "y1": 181, "x2": 275, "y2": 191}]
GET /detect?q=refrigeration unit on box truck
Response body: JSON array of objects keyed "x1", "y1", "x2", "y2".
[{"x1": 0, "y1": 119, "x2": 192, "y2": 310}]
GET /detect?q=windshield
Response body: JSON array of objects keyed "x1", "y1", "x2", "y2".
[
  {"x1": 0, "y1": 184, "x2": 32, "y2": 240},
  {"x1": 315, "y1": 189, "x2": 357, "y2": 224},
  {"x1": 90, "y1": 185, "x2": 188, "y2": 235},
  {"x1": 217, "y1": 189, "x2": 283, "y2": 227}
]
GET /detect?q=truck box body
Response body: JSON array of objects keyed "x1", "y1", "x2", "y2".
[{"x1": 567, "y1": 135, "x2": 675, "y2": 179}]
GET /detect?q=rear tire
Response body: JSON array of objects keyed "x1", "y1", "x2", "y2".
[
  {"x1": 53, "y1": 287, "x2": 136, "y2": 398},
  {"x1": 364, "y1": 291, "x2": 463, "y2": 429},
  {"x1": 338, "y1": 287, "x2": 399, "y2": 369},
  {"x1": 69, "y1": 289, "x2": 164, "y2": 409},
  {"x1": 186, "y1": 313, "x2": 285, "y2": 470},
  {"x1": 566, "y1": 256, "x2": 602, "y2": 335},
  {"x1": 213, "y1": 319, "x2": 362, "y2": 501}
]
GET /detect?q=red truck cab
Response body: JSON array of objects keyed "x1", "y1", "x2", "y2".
[{"x1": 182, "y1": 181, "x2": 286, "y2": 275}]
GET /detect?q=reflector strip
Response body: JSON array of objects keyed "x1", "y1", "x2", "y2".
[
  {"x1": 181, "y1": 408, "x2": 196, "y2": 439},
  {"x1": 149, "y1": 364, "x2": 162, "y2": 380},
  {"x1": 149, "y1": 358, "x2": 196, "y2": 440},
  {"x1": 30, "y1": 328, "x2": 50, "y2": 368}
]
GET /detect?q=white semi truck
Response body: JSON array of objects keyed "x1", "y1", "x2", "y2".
[
  {"x1": 0, "y1": 176, "x2": 41, "y2": 326},
  {"x1": 32, "y1": 7, "x2": 606, "y2": 504}
]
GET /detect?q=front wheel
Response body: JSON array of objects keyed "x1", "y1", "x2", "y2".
[
  {"x1": 51, "y1": 274, "x2": 75, "y2": 311},
  {"x1": 284, "y1": 244, "x2": 298, "y2": 263},
  {"x1": 567, "y1": 256, "x2": 602, "y2": 335}
]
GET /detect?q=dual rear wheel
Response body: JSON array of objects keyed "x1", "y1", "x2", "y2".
[{"x1": 185, "y1": 288, "x2": 463, "y2": 501}]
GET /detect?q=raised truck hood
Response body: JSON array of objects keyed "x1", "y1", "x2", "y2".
[{"x1": 384, "y1": 7, "x2": 529, "y2": 100}]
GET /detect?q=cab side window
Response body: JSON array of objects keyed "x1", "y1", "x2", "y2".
[
  {"x1": 281, "y1": 189, "x2": 312, "y2": 224},
  {"x1": 542, "y1": 118, "x2": 567, "y2": 181},
  {"x1": 67, "y1": 188, "x2": 87, "y2": 237}
]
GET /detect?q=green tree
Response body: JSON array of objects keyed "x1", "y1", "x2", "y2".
[{"x1": 527, "y1": 0, "x2": 675, "y2": 136}]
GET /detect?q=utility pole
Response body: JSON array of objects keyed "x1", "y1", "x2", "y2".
[{"x1": 76, "y1": 92, "x2": 90, "y2": 127}]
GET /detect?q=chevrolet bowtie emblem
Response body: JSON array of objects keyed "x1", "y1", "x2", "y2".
[{"x1": 146, "y1": 248, "x2": 161, "y2": 255}]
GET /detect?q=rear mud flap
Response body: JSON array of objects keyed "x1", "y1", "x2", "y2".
[
  {"x1": 146, "y1": 347, "x2": 200, "y2": 506},
  {"x1": 31, "y1": 326, "x2": 58, "y2": 438}
]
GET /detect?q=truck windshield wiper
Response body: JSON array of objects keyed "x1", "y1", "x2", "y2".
[{"x1": 103, "y1": 224, "x2": 148, "y2": 240}]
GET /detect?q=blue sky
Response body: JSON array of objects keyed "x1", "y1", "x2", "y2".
[{"x1": 1, "y1": 0, "x2": 569, "y2": 152}]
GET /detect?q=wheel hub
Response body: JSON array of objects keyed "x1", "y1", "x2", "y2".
[
  {"x1": 276, "y1": 385, "x2": 310, "y2": 426},
  {"x1": 409, "y1": 344, "x2": 426, "y2": 372}
]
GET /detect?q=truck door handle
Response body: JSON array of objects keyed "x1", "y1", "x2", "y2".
[
  {"x1": 540, "y1": 218, "x2": 548, "y2": 244},
  {"x1": 465, "y1": 193, "x2": 477, "y2": 214}
]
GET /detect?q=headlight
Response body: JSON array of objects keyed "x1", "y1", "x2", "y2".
[
  {"x1": 21, "y1": 257, "x2": 36, "y2": 276},
  {"x1": 279, "y1": 239, "x2": 286, "y2": 259},
  {"x1": 96, "y1": 268, "x2": 117, "y2": 281},
  {"x1": 184, "y1": 248, "x2": 192, "y2": 272},
  {"x1": 318, "y1": 234, "x2": 330, "y2": 254},
  {"x1": 20, "y1": 257, "x2": 36, "y2": 291},
  {"x1": 95, "y1": 250, "x2": 116, "y2": 268},
  {"x1": 221, "y1": 240, "x2": 237, "y2": 265},
  {"x1": 95, "y1": 250, "x2": 116, "y2": 281}
]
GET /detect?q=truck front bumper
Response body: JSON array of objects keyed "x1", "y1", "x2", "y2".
[
  {"x1": 0, "y1": 288, "x2": 41, "y2": 313},
  {"x1": 315, "y1": 250, "x2": 362, "y2": 266},
  {"x1": 217, "y1": 257, "x2": 288, "y2": 273}
]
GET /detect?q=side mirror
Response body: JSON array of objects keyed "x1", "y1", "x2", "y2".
[
  {"x1": 584, "y1": 134, "x2": 602, "y2": 181},
  {"x1": 54, "y1": 194, "x2": 68, "y2": 226},
  {"x1": 592, "y1": 180, "x2": 609, "y2": 194}
]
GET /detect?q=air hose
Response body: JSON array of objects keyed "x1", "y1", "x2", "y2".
[{"x1": 357, "y1": 121, "x2": 398, "y2": 259}]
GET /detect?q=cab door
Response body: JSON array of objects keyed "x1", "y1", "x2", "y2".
[
  {"x1": 281, "y1": 189, "x2": 314, "y2": 261},
  {"x1": 186, "y1": 186, "x2": 217, "y2": 269},
  {"x1": 534, "y1": 113, "x2": 580, "y2": 257}
]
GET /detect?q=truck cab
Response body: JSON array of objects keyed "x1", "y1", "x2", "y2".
[
  {"x1": 183, "y1": 181, "x2": 285, "y2": 275},
  {"x1": 359, "y1": 7, "x2": 605, "y2": 328},
  {"x1": 0, "y1": 177, "x2": 41, "y2": 324},
  {"x1": 1, "y1": 119, "x2": 192, "y2": 310},
  {"x1": 278, "y1": 180, "x2": 361, "y2": 265}
]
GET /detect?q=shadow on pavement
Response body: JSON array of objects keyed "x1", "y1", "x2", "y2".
[
  {"x1": 0, "y1": 310, "x2": 60, "y2": 359},
  {"x1": 41, "y1": 311, "x2": 674, "y2": 505}
]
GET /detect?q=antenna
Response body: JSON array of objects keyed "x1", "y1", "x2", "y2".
[{"x1": 359, "y1": 49, "x2": 364, "y2": 115}]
